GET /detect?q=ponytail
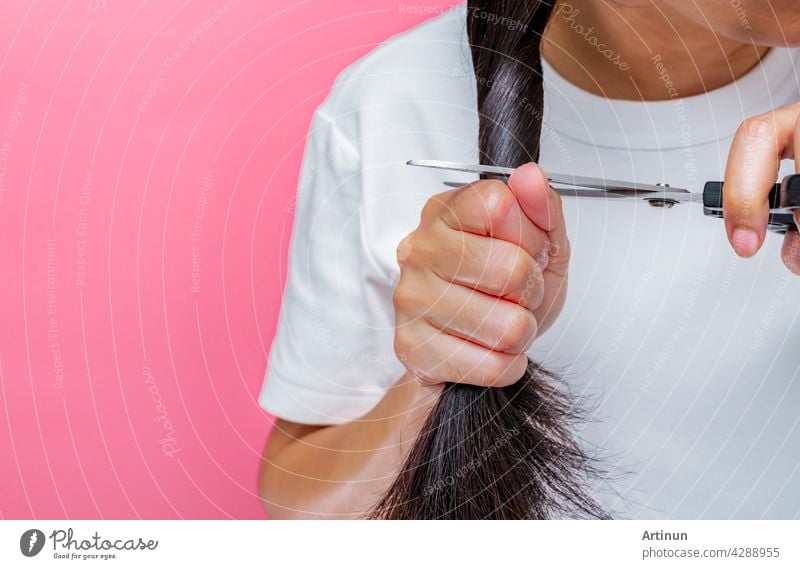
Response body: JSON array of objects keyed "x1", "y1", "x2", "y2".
[{"x1": 368, "y1": 1, "x2": 607, "y2": 519}]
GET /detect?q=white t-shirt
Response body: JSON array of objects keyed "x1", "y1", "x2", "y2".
[{"x1": 261, "y1": 4, "x2": 800, "y2": 519}]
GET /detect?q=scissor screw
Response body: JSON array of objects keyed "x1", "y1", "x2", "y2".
[
  {"x1": 647, "y1": 198, "x2": 678, "y2": 208},
  {"x1": 649, "y1": 184, "x2": 677, "y2": 208}
]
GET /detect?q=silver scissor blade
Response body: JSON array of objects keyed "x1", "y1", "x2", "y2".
[
  {"x1": 441, "y1": 180, "x2": 632, "y2": 199},
  {"x1": 407, "y1": 159, "x2": 697, "y2": 202},
  {"x1": 408, "y1": 160, "x2": 516, "y2": 177}
]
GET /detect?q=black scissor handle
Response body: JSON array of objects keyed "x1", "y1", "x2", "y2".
[{"x1": 702, "y1": 174, "x2": 800, "y2": 234}]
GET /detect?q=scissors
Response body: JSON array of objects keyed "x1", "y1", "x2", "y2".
[{"x1": 408, "y1": 159, "x2": 800, "y2": 234}]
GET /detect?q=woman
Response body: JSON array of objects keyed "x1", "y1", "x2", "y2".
[{"x1": 259, "y1": 0, "x2": 800, "y2": 519}]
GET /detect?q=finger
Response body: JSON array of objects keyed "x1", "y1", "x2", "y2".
[
  {"x1": 506, "y1": 163, "x2": 571, "y2": 332},
  {"x1": 795, "y1": 114, "x2": 800, "y2": 228},
  {"x1": 782, "y1": 230, "x2": 800, "y2": 275},
  {"x1": 408, "y1": 271, "x2": 539, "y2": 354},
  {"x1": 394, "y1": 318, "x2": 529, "y2": 388},
  {"x1": 508, "y1": 162, "x2": 570, "y2": 278},
  {"x1": 408, "y1": 226, "x2": 545, "y2": 306},
  {"x1": 533, "y1": 192, "x2": 571, "y2": 333},
  {"x1": 508, "y1": 162, "x2": 563, "y2": 232},
  {"x1": 723, "y1": 103, "x2": 800, "y2": 257},
  {"x1": 438, "y1": 179, "x2": 550, "y2": 267}
]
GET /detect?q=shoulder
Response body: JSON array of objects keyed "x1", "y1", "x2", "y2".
[
  {"x1": 320, "y1": 5, "x2": 473, "y2": 120},
  {"x1": 308, "y1": 5, "x2": 479, "y2": 280}
]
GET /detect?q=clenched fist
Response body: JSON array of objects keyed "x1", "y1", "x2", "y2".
[{"x1": 392, "y1": 163, "x2": 570, "y2": 388}]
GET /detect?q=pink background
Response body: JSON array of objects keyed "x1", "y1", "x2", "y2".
[{"x1": 0, "y1": 0, "x2": 458, "y2": 519}]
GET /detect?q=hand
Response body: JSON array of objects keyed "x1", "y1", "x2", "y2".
[
  {"x1": 723, "y1": 101, "x2": 800, "y2": 272},
  {"x1": 392, "y1": 163, "x2": 570, "y2": 388}
]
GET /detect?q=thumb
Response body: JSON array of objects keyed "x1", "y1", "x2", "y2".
[
  {"x1": 508, "y1": 162, "x2": 560, "y2": 231},
  {"x1": 508, "y1": 162, "x2": 569, "y2": 276}
]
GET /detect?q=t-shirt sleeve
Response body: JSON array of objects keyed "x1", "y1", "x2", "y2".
[{"x1": 259, "y1": 80, "x2": 406, "y2": 425}]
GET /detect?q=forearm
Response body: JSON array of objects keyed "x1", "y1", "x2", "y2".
[{"x1": 258, "y1": 373, "x2": 440, "y2": 519}]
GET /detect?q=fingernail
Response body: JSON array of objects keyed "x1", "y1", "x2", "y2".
[{"x1": 732, "y1": 228, "x2": 759, "y2": 257}]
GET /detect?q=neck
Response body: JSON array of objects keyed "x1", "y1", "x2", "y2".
[{"x1": 542, "y1": 2, "x2": 770, "y2": 100}]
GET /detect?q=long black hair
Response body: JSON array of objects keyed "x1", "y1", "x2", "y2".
[{"x1": 367, "y1": 0, "x2": 608, "y2": 519}]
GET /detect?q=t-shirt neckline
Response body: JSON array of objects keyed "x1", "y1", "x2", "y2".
[{"x1": 541, "y1": 47, "x2": 800, "y2": 150}]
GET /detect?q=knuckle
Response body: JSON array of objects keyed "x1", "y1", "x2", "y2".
[
  {"x1": 477, "y1": 180, "x2": 514, "y2": 223},
  {"x1": 452, "y1": 184, "x2": 481, "y2": 211},
  {"x1": 441, "y1": 189, "x2": 470, "y2": 230},
  {"x1": 406, "y1": 358, "x2": 439, "y2": 385},
  {"x1": 392, "y1": 276, "x2": 423, "y2": 314},
  {"x1": 454, "y1": 233, "x2": 488, "y2": 273},
  {"x1": 477, "y1": 179, "x2": 511, "y2": 200},
  {"x1": 450, "y1": 184, "x2": 477, "y2": 208},
  {"x1": 396, "y1": 233, "x2": 417, "y2": 268},
  {"x1": 420, "y1": 194, "x2": 444, "y2": 222},
  {"x1": 740, "y1": 114, "x2": 775, "y2": 140},
  {"x1": 391, "y1": 280, "x2": 409, "y2": 310},
  {"x1": 393, "y1": 326, "x2": 417, "y2": 363},
  {"x1": 478, "y1": 352, "x2": 515, "y2": 386},
  {"x1": 509, "y1": 253, "x2": 532, "y2": 292},
  {"x1": 452, "y1": 180, "x2": 513, "y2": 228},
  {"x1": 492, "y1": 246, "x2": 532, "y2": 295},
  {"x1": 518, "y1": 266, "x2": 544, "y2": 309},
  {"x1": 435, "y1": 356, "x2": 463, "y2": 384},
  {"x1": 496, "y1": 307, "x2": 537, "y2": 352}
]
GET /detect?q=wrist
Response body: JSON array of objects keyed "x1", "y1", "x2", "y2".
[{"x1": 388, "y1": 373, "x2": 442, "y2": 458}]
